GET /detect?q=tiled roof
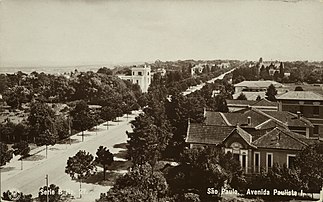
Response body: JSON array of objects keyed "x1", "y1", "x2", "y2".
[
  {"x1": 255, "y1": 119, "x2": 287, "y2": 130},
  {"x1": 276, "y1": 91, "x2": 323, "y2": 101},
  {"x1": 186, "y1": 123, "x2": 234, "y2": 145},
  {"x1": 226, "y1": 100, "x2": 258, "y2": 106},
  {"x1": 253, "y1": 99, "x2": 277, "y2": 107},
  {"x1": 263, "y1": 111, "x2": 313, "y2": 128},
  {"x1": 252, "y1": 127, "x2": 308, "y2": 150},
  {"x1": 223, "y1": 110, "x2": 270, "y2": 128},
  {"x1": 226, "y1": 99, "x2": 277, "y2": 107},
  {"x1": 204, "y1": 108, "x2": 312, "y2": 129},
  {"x1": 204, "y1": 111, "x2": 229, "y2": 126},
  {"x1": 222, "y1": 127, "x2": 256, "y2": 148},
  {"x1": 234, "y1": 80, "x2": 283, "y2": 88}
]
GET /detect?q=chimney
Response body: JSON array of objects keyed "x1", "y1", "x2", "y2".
[
  {"x1": 297, "y1": 111, "x2": 301, "y2": 119},
  {"x1": 247, "y1": 116, "x2": 251, "y2": 126}
]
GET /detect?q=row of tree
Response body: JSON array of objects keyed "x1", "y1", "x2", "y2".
[{"x1": 0, "y1": 70, "x2": 141, "y2": 109}]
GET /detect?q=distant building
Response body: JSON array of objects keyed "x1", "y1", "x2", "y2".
[
  {"x1": 118, "y1": 64, "x2": 151, "y2": 93},
  {"x1": 186, "y1": 108, "x2": 319, "y2": 174},
  {"x1": 234, "y1": 80, "x2": 283, "y2": 94},
  {"x1": 226, "y1": 98, "x2": 278, "y2": 112},
  {"x1": 259, "y1": 60, "x2": 283, "y2": 76},
  {"x1": 154, "y1": 68, "x2": 166, "y2": 77},
  {"x1": 217, "y1": 62, "x2": 230, "y2": 69},
  {"x1": 276, "y1": 91, "x2": 323, "y2": 140},
  {"x1": 191, "y1": 64, "x2": 205, "y2": 76}
]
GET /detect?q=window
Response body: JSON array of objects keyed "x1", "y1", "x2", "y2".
[
  {"x1": 266, "y1": 153, "x2": 273, "y2": 171},
  {"x1": 136, "y1": 80, "x2": 139, "y2": 84},
  {"x1": 313, "y1": 106, "x2": 319, "y2": 117},
  {"x1": 287, "y1": 154, "x2": 296, "y2": 169},
  {"x1": 254, "y1": 152, "x2": 260, "y2": 173},
  {"x1": 314, "y1": 125, "x2": 319, "y2": 136},
  {"x1": 138, "y1": 71, "x2": 142, "y2": 76},
  {"x1": 147, "y1": 72, "x2": 150, "y2": 75},
  {"x1": 133, "y1": 72, "x2": 134, "y2": 75}
]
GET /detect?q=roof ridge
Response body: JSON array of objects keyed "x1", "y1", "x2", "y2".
[
  {"x1": 251, "y1": 108, "x2": 286, "y2": 126},
  {"x1": 236, "y1": 126, "x2": 253, "y2": 143},
  {"x1": 254, "y1": 119, "x2": 272, "y2": 129},
  {"x1": 219, "y1": 112, "x2": 232, "y2": 126},
  {"x1": 223, "y1": 126, "x2": 256, "y2": 148}
]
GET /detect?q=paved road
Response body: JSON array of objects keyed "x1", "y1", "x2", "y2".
[
  {"x1": 182, "y1": 68, "x2": 236, "y2": 96},
  {"x1": 1, "y1": 113, "x2": 138, "y2": 201}
]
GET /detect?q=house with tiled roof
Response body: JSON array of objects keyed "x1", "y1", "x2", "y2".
[
  {"x1": 186, "y1": 108, "x2": 319, "y2": 174},
  {"x1": 276, "y1": 91, "x2": 323, "y2": 140}
]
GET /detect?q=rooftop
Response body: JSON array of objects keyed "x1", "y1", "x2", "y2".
[
  {"x1": 186, "y1": 123, "x2": 234, "y2": 145},
  {"x1": 252, "y1": 127, "x2": 308, "y2": 150},
  {"x1": 234, "y1": 80, "x2": 283, "y2": 88},
  {"x1": 276, "y1": 91, "x2": 323, "y2": 101},
  {"x1": 226, "y1": 98, "x2": 277, "y2": 107}
]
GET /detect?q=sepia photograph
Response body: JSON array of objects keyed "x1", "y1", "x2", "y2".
[{"x1": 0, "y1": 0, "x2": 323, "y2": 201}]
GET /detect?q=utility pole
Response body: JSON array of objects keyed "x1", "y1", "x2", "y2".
[
  {"x1": 45, "y1": 174, "x2": 49, "y2": 202},
  {"x1": 68, "y1": 115, "x2": 72, "y2": 145}
]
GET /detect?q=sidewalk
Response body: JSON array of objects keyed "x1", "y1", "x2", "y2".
[{"x1": 1, "y1": 110, "x2": 140, "y2": 185}]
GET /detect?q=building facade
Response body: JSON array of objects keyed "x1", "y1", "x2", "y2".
[
  {"x1": 118, "y1": 64, "x2": 151, "y2": 93},
  {"x1": 186, "y1": 108, "x2": 319, "y2": 174},
  {"x1": 276, "y1": 91, "x2": 323, "y2": 140}
]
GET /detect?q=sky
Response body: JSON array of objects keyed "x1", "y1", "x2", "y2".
[{"x1": 1, "y1": 0, "x2": 323, "y2": 68}]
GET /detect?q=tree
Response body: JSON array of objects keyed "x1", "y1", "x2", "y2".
[
  {"x1": 12, "y1": 141, "x2": 30, "y2": 170},
  {"x1": 97, "y1": 164, "x2": 168, "y2": 202},
  {"x1": 36, "y1": 130, "x2": 58, "y2": 158},
  {"x1": 0, "y1": 142, "x2": 13, "y2": 166},
  {"x1": 97, "y1": 67, "x2": 113, "y2": 75},
  {"x1": 12, "y1": 141, "x2": 30, "y2": 157},
  {"x1": 236, "y1": 93, "x2": 247, "y2": 100},
  {"x1": 0, "y1": 74, "x2": 9, "y2": 94},
  {"x1": 54, "y1": 115, "x2": 69, "y2": 139},
  {"x1": 100, "y1": 106, "x2": 116, "y2": 130},
  {"x1": 295, "y1": 86, "x2": 304, "y2": 91},
  {"x1": 2, "y1": 190, "x2": 32, "y2": 202},
  {"x1": 65, "y1": 150, "x2": 95, "y2": 198},
  {"x1": 273, "y1": 71, "x2": 280, "y2": 81},
  {"x1": 3, "y1": 86, "x2": 30, "y2": 109},
  {"x1": 295, "y1": 143, "x2": 323, "y2": 192},
  {"x1": 28, "y1": 101, "x2": 57, "y2": 143},
  {"x1": 279, "y1": 62, "x2": 284, "y2": 79},
  {"x1": 209, "y1": 95, "x2": 229, "y2": 112},
  {"x1": 172, "y1": 147, "x2": 244, "y2": 199},
  {"x1": 127, "y1": 114, "x2": 172, "y2": 170},
  {"x1": 256, "y1": 95, "x2": 262, "y2": 101},
  {"x1": 70, "y1": 101, "x2": 95, "y2": 142},
  {"x1": 95, "y1": 146, "x2": 114, "y2": 180},
  {"x1": 265, "y1": 84, "x2": 277, "y2": 101}
]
